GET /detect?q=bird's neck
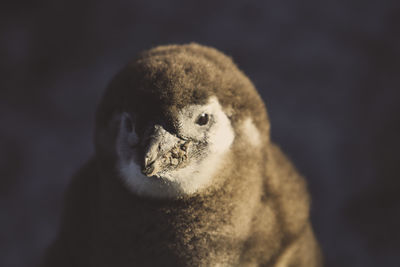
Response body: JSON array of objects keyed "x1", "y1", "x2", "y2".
[{"x1": 91, "y1": 155, "x2": 263, "y2": 266}]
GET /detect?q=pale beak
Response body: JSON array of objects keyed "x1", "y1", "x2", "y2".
[{"x1": 141, "y1": 124, "x2": 191, "y2": 177}]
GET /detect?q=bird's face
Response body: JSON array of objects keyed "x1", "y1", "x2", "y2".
[{"x1": 115, "y1": 96, "x2": 235, "y2": 198}]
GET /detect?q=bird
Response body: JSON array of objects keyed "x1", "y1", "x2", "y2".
[{"x1": 43, "y1": 43, "x2": 322, "y2": 267}]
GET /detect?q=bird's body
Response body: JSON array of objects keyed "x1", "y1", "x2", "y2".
[{"x1": 43, "y1": 43, "x2": 322, "y2": 266}]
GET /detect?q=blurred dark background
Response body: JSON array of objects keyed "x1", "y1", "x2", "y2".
[{"x1": 1, "y1": 1, "x2": 399, "y2": 266}]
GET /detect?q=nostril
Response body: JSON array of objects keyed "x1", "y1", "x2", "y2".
[{"x1": 180, "y1": 141, "x2": 191, "y2": 152}]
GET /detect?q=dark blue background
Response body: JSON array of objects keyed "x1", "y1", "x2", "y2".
[{"x1": 1, "y1": 1, "x2": 399, "y2": 266}]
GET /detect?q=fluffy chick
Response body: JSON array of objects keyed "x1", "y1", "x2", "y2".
[{"x1": 43, "y1": 43, "x2": 322, "y2": 267}]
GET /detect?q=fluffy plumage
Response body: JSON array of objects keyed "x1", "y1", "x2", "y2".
[{"x1": 43, "y1": 43, "x2": 322, "y2": 266}]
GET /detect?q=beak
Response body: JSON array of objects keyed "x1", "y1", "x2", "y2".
[{"x1": 141, "y1": 125, "x2": 191, "y2": 177}]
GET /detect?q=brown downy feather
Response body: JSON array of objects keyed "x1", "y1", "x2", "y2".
[{"x1": 43, "y1": 43, "x2": 322, "y2": 266}]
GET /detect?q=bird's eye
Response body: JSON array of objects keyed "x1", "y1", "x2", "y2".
[{"x1": 196, "y1": 113, "x2": 209, "y2": 126}]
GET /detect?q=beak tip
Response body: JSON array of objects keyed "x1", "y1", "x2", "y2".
[{"x1": 141, "y1": 162, "x2": 156, "y2": 177}]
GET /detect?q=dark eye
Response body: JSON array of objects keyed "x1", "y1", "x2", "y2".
[{"x1": 196, "y1": 113, "x2": 209, "y2": 126}]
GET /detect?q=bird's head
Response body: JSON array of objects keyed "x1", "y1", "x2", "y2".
[{"x1": 95, "y1": 43, "x2": 270, "y2": 198}]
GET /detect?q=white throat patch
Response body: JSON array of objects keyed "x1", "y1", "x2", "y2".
[{"x1": 116, "y1": 96, "x2": 235, "y2": 198}]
